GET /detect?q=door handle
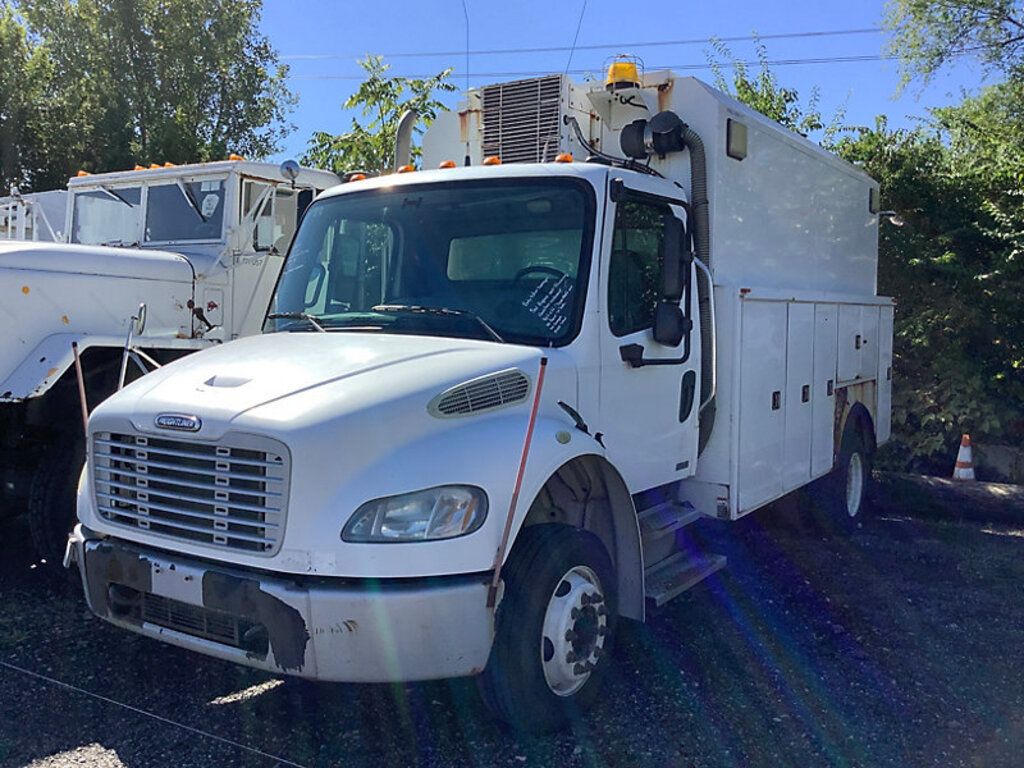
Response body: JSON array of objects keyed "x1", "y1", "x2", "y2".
[{"x1": 679, "y1": 371, "x2": 696, "y2": 422}]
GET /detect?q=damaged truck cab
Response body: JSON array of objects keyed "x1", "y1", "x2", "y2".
[{"x1": 68, "y1": 69, "x2": 893, "y2": 730}]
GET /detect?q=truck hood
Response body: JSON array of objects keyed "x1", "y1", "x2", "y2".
[
  {"x1": 0, "y1": 240, "x2": 194, "y2": 283},
  {"x1": 108, "y1": 332, "x2": 550, "y2": 437}
]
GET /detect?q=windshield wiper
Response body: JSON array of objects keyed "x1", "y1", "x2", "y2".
[
  {"x1": 267, "y1": 312, "x2": 326, "y2": 333},
  {"x1": 175, "y1": 179, "x2": 207, "y2": 222},
  {"x1": 98, "y1": 185, "x2": 135, "y2": 208},
  {"x1": 371, "y1": 304, "x2": 505, "y2": 343}
]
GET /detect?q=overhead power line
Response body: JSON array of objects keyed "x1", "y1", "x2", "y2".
[
  {"x1": 282, "y1": 27, "x2": 882, "y2": 61},
  {"x1": 287, "y1": 52, "x2": 907, "y2": 81}
]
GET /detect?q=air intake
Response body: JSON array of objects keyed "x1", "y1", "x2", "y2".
[
  {"x1": 430, "y1": 369, "x2": 531, "y2": 417},
  {"x1": 482, "y1": 75, "x2": 565, "y2": 164}
]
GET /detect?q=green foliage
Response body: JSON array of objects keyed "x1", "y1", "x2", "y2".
[
  {"x1": 835, "y1": 119, "x2": 1023, "y2": 470},
  {"x1": 886, "y1": 0, "x2": 1024, "y2": 86},
  {"x1": 302, "y1": 55, "x2": 455, "y2": 176},
  {"x1": 7, "y1": 0, "x2": 293, "y2": 190},
  {"x1": 706, "y1": 38, "x2": 846, "y2": 144},
  {"x1": 0, "y1": 2, "x2": 47, "y2": 191}
]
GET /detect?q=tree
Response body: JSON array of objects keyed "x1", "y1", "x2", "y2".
[
  {"x1": 706, "y1": 38, "x2": 845, "y2": 144},
  {"x1": 886, "y1": 0, "x2": 1024, "y2": 85},
  {"x1": 0, "y1": 3, "x2": 46, "y2": 190},
  {"x1": 303, "y1": 55, "x2": 455, "y2": 176},
  {"x1": 11, "y1": 0, "x2": 294, "y2": 189}
]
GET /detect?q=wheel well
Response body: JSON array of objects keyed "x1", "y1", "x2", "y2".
[
  {"x1": 518, "y1": 455, "x2": 644, "y2": 621},
  {"x1": 843, "y1": 401, "x2": 877, "y2": 457}
]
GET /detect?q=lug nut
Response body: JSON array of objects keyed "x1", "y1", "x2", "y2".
[
  {"x1": 566, "y1": 651, "x2": 578, "y2": 663},
  {"x1": 596, "y1": 605, "x2": 608, "y2": 617},
  {"x1": 573, "y1": 662, "x2": 586, "y2": 675},
  {"x1": 597, "y1": 626, "x2": 609, "y2": 636},
  {"x1": 593, "y1": 647, "x2": 604, "y2": 658},
  {"x1": 571, "y1": 607, "x2": 581, "y2": 620},
  {"x1": 564, "y1": 629, "x2": 577, "y2": 642}
]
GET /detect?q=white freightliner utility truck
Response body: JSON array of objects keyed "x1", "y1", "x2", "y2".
[
  {"x1": 67, "y1": 65, "x2": 893, "y2": 730},
  {"x1": 1, "y1": 159, "x2": 339, "y2": 564}
]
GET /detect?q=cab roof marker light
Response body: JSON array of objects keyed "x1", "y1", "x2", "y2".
[
  {"x1": 133, "y1": 165, "x2": 146, "y2": 171},
  {"x1": 163, "y1": 162, "x2": 175, "y2": 168},
  {"x1": 397, "y1": 164, "x2": 416, "y2": 173},
  {"x1": 555, "y1": 152, "x2": 573, "y2": 163},
  {"x1": 438, "y1": 160, "x2": 457, "y2": 169},
  {"x1": 483, "y1": 155, "x2": 502, "y2": 166},
  {"x1": 347, "y1": 173, "x2": 367, "y2": 182},
  {"x1": 228, "y1": 153, "x2": 246, "y2": 161},
  {"x1": 76, "y1": 170, "x2": 90, "y2": 177}
]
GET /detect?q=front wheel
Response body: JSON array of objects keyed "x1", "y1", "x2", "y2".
[
  {"x1": 477, "y1": 525, "x2": 617, "y2": 732},
  {"x1": 28, "y1": 438, "x2": 85, "y2": 569}
]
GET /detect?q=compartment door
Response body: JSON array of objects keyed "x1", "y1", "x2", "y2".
[
  {"x1": 837, "y1": 304, "x2": 861, "y2": 382},
  {"x1": 811, "y1": 303, "x2": 839, "y2": 477},
  {"x1": 860, "y1": 306, "x2": 880, "y2": 380},
  {"x1": 782, "y1": 303, "x2": 815, "y2": 490},
  {"x1": 738, "y1": 300, "x2": 787, "y2": 512},
  {"x1": 876, "y1": 305, "x2": 894, "y2": 443}
]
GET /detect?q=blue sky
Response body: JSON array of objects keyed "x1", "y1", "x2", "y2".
[{"x1": 261, "y1": 0, "x2": 988, "y2": 162}]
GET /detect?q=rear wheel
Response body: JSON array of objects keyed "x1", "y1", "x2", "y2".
[
  {"x1": 813, "y1": 420, "x2": 873, "y2": 533},
  {"x1": 477, "y1": 524, "x2": 617, "y2": 732}
]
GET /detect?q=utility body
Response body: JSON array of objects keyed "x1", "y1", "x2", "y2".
[
  {"x1": 68, "y1": 68, "x2": 893, "y2": 729},
  {"x1": 1, "y1": 159, "x2": 338, "y2": 563}
]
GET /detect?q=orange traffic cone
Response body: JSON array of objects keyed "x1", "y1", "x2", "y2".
[{"x1": 953, "y1": 434, "x2": 975, "y2": 481}]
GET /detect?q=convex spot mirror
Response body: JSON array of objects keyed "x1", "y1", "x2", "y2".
[{"x1": 653, "y1": 301, "x2": 691, "y2": 347}]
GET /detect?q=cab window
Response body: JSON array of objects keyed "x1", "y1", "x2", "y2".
[{"x1": 608, "y1": 199, "x2": 671, "y2": 337}]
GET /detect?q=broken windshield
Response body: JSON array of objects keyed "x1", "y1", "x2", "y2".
[
  {"x1": 269, "y1": 178, "x2": 596, "y2": 346},
  {"x1": 71, "y1": 187, "x2": 142, "y2": 245}
]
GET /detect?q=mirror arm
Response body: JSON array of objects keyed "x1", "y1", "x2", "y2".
[{"x1": 619, "y1": 342, "x2": 691, "y2": 368}]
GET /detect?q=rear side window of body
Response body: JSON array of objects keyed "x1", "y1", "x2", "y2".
[{"x1": 608, "y1": 199, "x2": 670, "y2": 336}]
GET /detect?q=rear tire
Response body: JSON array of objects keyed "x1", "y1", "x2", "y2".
[
  {"x1": 811, "y1": 421, "x2": 873, "y2": 533},
  {"x1": 28, "y1": 438, "x2": 85, "y2": 569},
  {"x1": 477, "y1": 524, "x2": 617, "y2": 732}
]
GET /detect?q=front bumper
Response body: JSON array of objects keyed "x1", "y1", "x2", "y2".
[{"x1": 67, "y1": 527, "x2": 495, "y2": 682}]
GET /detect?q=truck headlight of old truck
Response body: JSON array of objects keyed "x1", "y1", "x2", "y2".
[{"x1": 342, "y1": 485, "x2": 488, "y2": 542}]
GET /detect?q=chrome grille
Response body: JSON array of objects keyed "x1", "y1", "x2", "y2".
[
  {"x1": 482, "y1": 75, "x2": 564, "y2": 164},
  {"x1": 92, "y1": 432, "x2": 289, "y2": 555},
  {"x1": 431, "y1": 369, "x2": 531, "y2": 417}
]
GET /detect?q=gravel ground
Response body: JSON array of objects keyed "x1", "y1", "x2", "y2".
[{"x1": 0, "y1": 493, "x2": 1022, "y2": 768}]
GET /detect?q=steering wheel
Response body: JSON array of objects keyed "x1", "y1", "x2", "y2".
[{"x1": 513, "y1": 265, "x2": 567, "y2": 284}]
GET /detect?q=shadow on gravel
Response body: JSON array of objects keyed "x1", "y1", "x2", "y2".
[{"x1": 1, "y1": 496, "x2": 1023, "y2": 768}]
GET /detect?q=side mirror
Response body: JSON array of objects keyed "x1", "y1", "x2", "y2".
[
  {"x1": 660, "y1": 215, "x2": 687, "y2": 301},
  {"x1": 134, "y1": 303, "x2": 147, "y2": 335},
  {"x1": 653, "y1": 302, "x2": 691, "y2": 347}
]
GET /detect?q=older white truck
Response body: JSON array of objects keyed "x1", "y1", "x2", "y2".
[
  {"x1": 68, "y1": 67, "x2": 893, "y2": 730},
  {"x1": 0, "y1": 189, "x2": 68, "y2": 242},
  {"x1": 1, "y1": 159, "x2": 339, "y2": 564}
]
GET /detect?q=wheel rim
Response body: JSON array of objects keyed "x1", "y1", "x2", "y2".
[
  {"x1": 846, "y1": 451, "x2": 864, "y2": 518},
  {"x1": 540, "y1": 565, "x2": 608, "y2": 697}
]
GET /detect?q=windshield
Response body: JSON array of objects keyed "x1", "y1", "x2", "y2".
[
  {"x1": 145, "y1": 178, "x2": 226, "y2": 242},
  {"x1": 71, "y1": 187, "x2": 142, "y2": 245},
  {"x1": 269, "y1": 179, "x2": 595, "y2": 346}
]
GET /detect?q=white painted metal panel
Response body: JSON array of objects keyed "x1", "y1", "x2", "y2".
[
  {"x1": 811, "y1": 304, "x2": 839, "y2": 477},
  {"x1": 738, "y1": 300, "x2": 787, "y2": 512},
  {"x1": 838, "y1": 304, "x2": 861, "y2": 381},
  {"x1": 876, "y1": 306, "x2": 894, "y2": 444},
  {"x1": 783, "y1": 303, "x2": 815, "y2": 489},
  {"x1": 860, "y1": 306, "x2": 880, "y2": 380}
]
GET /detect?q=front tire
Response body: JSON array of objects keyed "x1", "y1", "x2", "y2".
[
  {"x1": 477, "y1": 525, "x2": 617, "y2": 732},
  {"x1": 28, "y1": 438, "x2": 85, "y2": 569}
]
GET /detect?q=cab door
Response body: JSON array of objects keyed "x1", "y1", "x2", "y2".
[{"x1": 598, "y1": 177, "x2": 700, "y2": 493}]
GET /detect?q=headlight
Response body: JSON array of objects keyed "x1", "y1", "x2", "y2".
[{"x1": 341, "y1": 485, "x2": 488, "y2": 543}]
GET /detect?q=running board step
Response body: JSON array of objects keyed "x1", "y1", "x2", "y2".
[
  {"x1": 644, "y1": 552, "x2": 726, "y2": 607},
  {"x1": 638, "y1": 501, "x2": 701, "y2": 542}
]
